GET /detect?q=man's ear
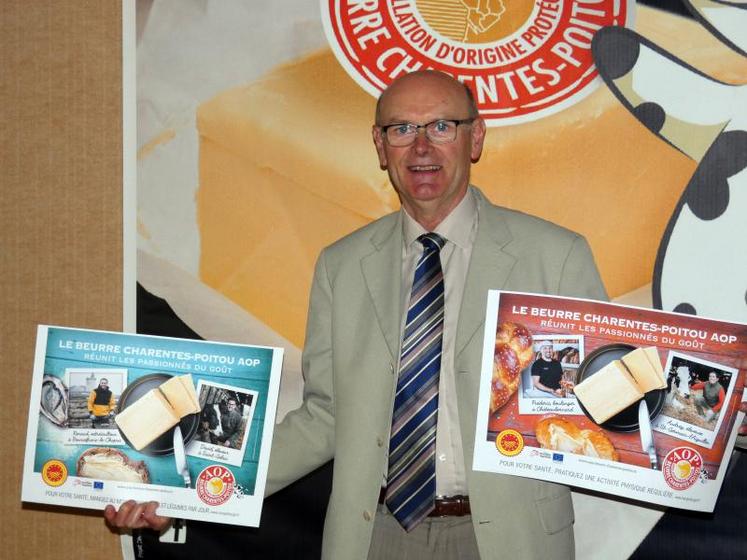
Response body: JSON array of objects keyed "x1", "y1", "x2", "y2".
[
  {"x1": 470, "y1": 117, "x2": 486, "y2": 163},
  {"x1": 372, "y1": 125, "x2": 388, "y2": 169}
]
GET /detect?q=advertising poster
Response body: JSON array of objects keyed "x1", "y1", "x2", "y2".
[
  {"x1": 22, "y1": 326, "x2": 283, "y2": 527},
  {"x1": 473, "y1": 291, "x2": 746, "y2": 512}
]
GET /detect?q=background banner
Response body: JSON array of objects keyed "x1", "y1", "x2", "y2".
[{"x1": 131, "y1": 0, "x2": 747, "y2": 558}]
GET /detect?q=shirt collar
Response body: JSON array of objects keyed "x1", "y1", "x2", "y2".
[{"x1": 402, "y1": 187, "x2": 478, "y2": 250}]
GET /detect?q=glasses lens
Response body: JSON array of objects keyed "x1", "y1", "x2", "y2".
[
  {"x1": 386, "y1": 123, "x2": 416, "y2": 146},
  {"x1": 426, "y1": 120, "x2": 457, "y2": 143},
  {"x1": 384, "y1": 120, "x2": 467, "y2": 146}
]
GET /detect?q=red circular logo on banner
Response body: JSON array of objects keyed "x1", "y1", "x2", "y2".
[
  {"x1": 196, "y1": 465, "x2": 235, "y2": 506},
  {"x1": 662, "y1": 447, "x2": 702, "y2": 491},
  {"x1": 321, "y1": 0, "x2": 633, "y2": 126}
]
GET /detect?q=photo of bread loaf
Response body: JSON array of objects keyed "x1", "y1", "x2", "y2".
[
  {"x1": 76, "y1": 447, "x2": 150, "y2": 483},
  {"x1": 490, "y1": 322, "x2": 533, "y2": 413},
  {"x1": 535, "y1": 416, "x2": 619, "y2": 462}
]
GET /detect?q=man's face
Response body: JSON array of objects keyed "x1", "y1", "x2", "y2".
[
  {"x1": 99, "y1": 379, "x2": 108, "y2": 389},
  {"x1": 540, "y1": 345, "x2": 553, "y2": 359},
  {"x1": 708, "y1": 372, "x2": 718, "y2": 384},
  {"x1": 227, "y1": 400, "x2": 237, "y2": 411},
  {"x1": 372, "y1": 72, "x2": 485, "y2": 225}
]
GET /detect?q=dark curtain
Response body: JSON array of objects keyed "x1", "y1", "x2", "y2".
[{"x1": 130, "y1": 283, "x2": 332, "y2": 560}]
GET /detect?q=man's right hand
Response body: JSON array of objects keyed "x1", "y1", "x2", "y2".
[{"x1": 104, "y1": 500, "x2": 172, "y2": 532}]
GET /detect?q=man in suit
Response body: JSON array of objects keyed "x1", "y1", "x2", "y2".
[{"x1": 106, "y1": 70, "x2": 607, "y2": 558}]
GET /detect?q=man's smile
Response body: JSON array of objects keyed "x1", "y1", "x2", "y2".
[{"x1": 407, "y1": 165, "x2": 441, "y2": 172}]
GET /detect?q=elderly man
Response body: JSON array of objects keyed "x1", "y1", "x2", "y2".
[{"x1": 106, "y1": 70, "x2": 608, "y2": 558}]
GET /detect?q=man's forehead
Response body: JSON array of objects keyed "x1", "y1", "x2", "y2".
[{"x1": 377, "y1": 71, "x2": 470, "y2": 120}]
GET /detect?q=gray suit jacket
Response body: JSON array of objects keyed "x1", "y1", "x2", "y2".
[{"x1": 267, "y1": 188, "x2": 608, "y2": 559}]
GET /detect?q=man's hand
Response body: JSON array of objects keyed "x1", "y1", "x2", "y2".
[
  {"x1": 104, "y1": 500, "x2": 172, "y2": 533},
  {"x1": 89, "y1": 414, "x2": 96, "y2": 420}
]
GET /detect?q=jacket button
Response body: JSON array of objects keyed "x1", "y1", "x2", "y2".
[
  {"x1": 389, "y1": 362, "x2": 395, "y2": 374},
  {"x1": 377, "y1": 437, "x2": 384, "y2": 447},
  {"x1": 363, "y1": 510, "x2": 372, "y2": 521}
]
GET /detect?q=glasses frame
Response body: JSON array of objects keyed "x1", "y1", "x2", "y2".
[{"x1": 379, "y1": 118, "x2": 475, "y2": 146}]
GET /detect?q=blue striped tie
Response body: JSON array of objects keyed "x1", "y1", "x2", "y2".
[{"x1": 386, "y1": 232, "x2": 445, "y2": 531}]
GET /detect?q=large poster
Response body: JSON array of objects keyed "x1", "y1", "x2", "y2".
[
  {"x1": 473, "y1": 292, "x2": 745, "y2": 511},
  {"x1": 22, "y1": 326, "x2": 283, "y2": 527}
]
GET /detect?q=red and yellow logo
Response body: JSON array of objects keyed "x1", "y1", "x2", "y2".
[
  {"x1": 496, "y1": 429, "x2": 524, "y2": 456},
  {"x1": 196, "y1": 465, "x2": 235, "y2": 506},
  {"x1": 662, "y1": 447, "x2": 702, "y2": 491},
  {"x1": 42, "y1": 459, "x2": 68, "y2": 487},
  {"x1": 322, "y1": 0, "x2": 634, "y2": 126}
]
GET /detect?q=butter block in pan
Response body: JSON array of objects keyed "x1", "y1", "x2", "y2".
[
  {"x1": 574, "y1": 360, "x2": 644, "y2": 424},
  {"x1": 621, "y1": 347, "x2": 667, "y2": 393},
  {"x1": 159, "y1": 374, "x2": 201, "y2": 418},
  {"x1": 115, "y1": 389, "x2": 180, "y2": 451}
]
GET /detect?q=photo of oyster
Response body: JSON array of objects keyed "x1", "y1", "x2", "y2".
[{"x1": 40, "y1": 374, "x2": 68, "y2": 427}]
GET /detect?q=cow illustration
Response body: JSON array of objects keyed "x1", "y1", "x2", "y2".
[{"x1": 591, "y1": 1, "x2": 747, "y2": 322}]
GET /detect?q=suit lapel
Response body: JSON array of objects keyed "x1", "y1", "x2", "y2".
[
  {"x1": 359, "y1": 194, "x2": 517, "y2": 361},
  {"x1": 361, "y1": 214, "x2": 403, "y2": 361},
  {"x1": 456, "y1": 196, "x2": 517, "y2": 358}
]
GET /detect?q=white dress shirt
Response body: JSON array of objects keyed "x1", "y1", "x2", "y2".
[{"x1": 397, "y1": 188, "x2": 478, "y2": 497}]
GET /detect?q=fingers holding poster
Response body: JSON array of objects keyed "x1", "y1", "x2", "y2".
[{"x1": 474, "y1": 291, "x2": 746, "y2": 511}]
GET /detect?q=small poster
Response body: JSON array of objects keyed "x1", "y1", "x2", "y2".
[
  {"x1": 473, "y1": 291, "x2": 745, "y2": 512},
  {"x1": 22, "y1": 326, "x2": 283, "y2": 527}
]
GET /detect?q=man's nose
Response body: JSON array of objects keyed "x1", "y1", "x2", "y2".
[{"x1": 411, "y1": 130, "x2": 432, "y2": 154}]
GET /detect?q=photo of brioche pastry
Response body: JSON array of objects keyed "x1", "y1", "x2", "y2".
[
  {"x1": 76, "y1": 447, "x2": 150, "y2": 483},
  {"x1": 535, "y1": 416, "x2": 619, "y2": 462},
  {"x1": 490, "y1": 322, "x2": 534, "y2": 413}
]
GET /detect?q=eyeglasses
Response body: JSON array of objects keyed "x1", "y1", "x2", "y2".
[{"x1": 379, "y1": 118, "x2": 475, "y2": 146}]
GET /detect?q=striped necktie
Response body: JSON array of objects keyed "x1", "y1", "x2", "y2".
[{"x1": 386, "y1": 232, "x2": 446, "y2": 531}]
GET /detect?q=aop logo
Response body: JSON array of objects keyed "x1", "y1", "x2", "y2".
[{"x1": 321, "y1": 0, "x2": 634, "y2": 126}]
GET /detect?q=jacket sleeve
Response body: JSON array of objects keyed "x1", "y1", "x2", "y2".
[
  {"x1": 558, "y1": 235, "x2": 608, "y2": 301},
  {"x1": 265, "y1": 250, "x2": 336, "y2": 496},
  {"x1": 86, "y1": 391, "x2": 95, "y2": 413}
]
